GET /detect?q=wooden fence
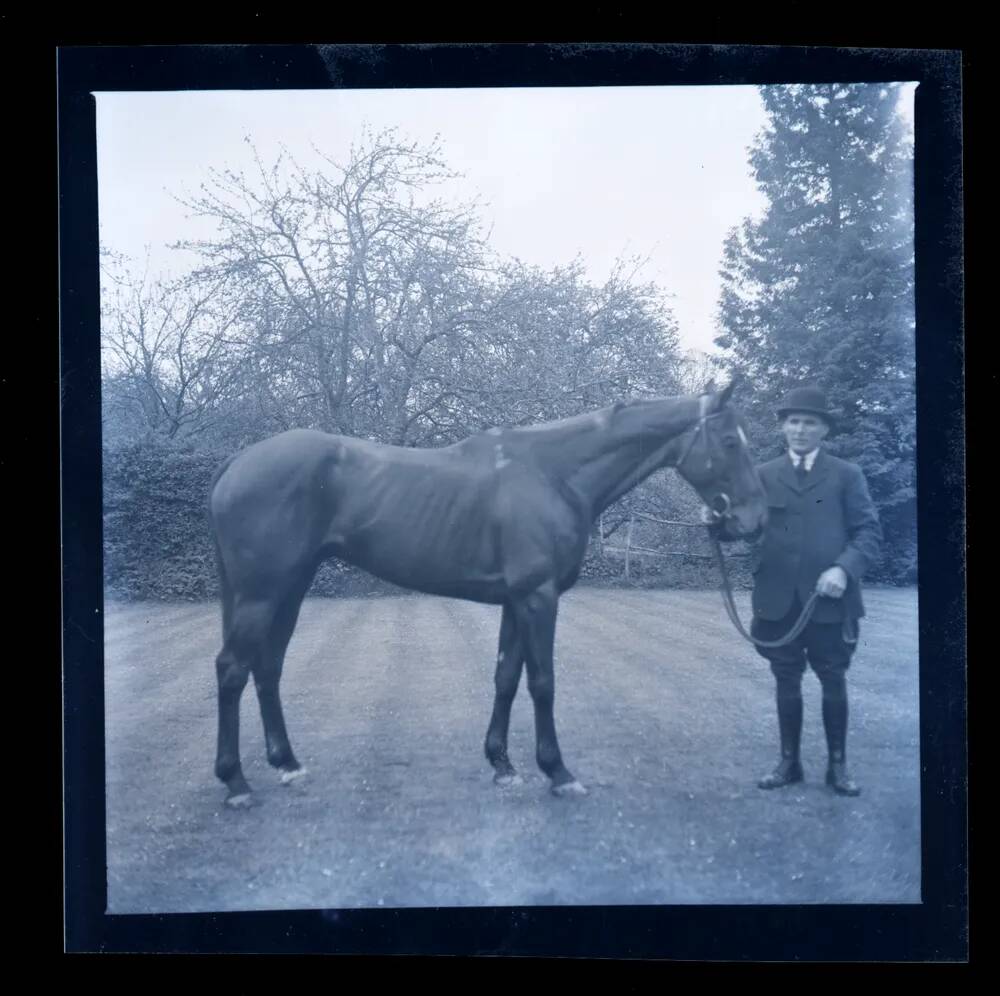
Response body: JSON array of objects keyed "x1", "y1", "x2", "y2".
[{"x1": 597, "y1": 511, "x2": 749, "y2": 581}]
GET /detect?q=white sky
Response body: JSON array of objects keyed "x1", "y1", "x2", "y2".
[{"x1": 95, "y1": 85, "x2": 914, "y2": 355}]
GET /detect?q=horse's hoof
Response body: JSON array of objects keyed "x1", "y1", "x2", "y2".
[
  {"x1": 225, "y1": 792, "x2": 255, "y2": 809},
  {"x1": 279, "y1": 766, "x2": 308, "y2": 785},
  {"x1": 494, "y1": 772, "x2": 523, "y2": 788},
  {"x1": 551, "y1": 780, "x2": 588, "y2": 797}
]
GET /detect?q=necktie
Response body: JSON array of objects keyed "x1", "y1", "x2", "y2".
[{"x1": 795, "y1": 459, "x2": 808, "y2": 482}]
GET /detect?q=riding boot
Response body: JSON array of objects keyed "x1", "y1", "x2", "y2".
[
  {"x1": 758, "y1": 689, "x2": 804, "y2": 789},
  {"x1": 822, "y1": 685, "x2": 861, "y2": 796}
]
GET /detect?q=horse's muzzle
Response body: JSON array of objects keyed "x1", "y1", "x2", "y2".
[{"x1": 724, "y1": 500, "x2": 767, "y2": 540}]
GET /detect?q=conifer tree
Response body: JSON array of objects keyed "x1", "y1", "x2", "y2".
[{"x1": 717, "y1": 83, "x2": 915, "y2": 580}]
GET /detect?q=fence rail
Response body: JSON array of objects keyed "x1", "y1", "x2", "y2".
[{"x1": 597, "y1": 511, "x2": 750, "y2": 580}]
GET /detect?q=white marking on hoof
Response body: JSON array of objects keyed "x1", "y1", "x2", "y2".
[
  {"x1": 280, "y1": 766, "x2": 308, "y2": 785},
  {"x1": 225, "y1": 792, "x2": 254, "y2": 808},
  {"x1": 551, "y1": 780, "x2": 588, "y2": 797},
  {"x1": 494, "y1": 773, "x2": 524, "y2": 788}
]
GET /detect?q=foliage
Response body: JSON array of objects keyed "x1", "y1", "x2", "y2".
[{"x1": 103, "y1": 441, "x2": 226, "y2": 600}]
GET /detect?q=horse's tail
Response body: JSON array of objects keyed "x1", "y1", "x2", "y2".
[
  {"x1": 211, "y1": 532, "x2": 234, "y2": 640},
  {"x1": 208, "y1": 453, "x2": 238, "y2": 639}
]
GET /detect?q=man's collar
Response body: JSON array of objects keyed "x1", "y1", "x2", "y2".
[{"x1": 789, "y1": 448, "x2": 821, "y2": 471}]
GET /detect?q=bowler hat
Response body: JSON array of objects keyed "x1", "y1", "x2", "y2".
[{"x1": 776, "y1": 386, "x2": 836, "y2": 425}]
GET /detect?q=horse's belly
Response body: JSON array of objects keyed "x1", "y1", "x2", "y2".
[
  {"x1": 345, "y1": 546, "x2": 507, "y2": 603},
  {"x1": 329, "y1": 514, "x2": 505, "y2": 602}
]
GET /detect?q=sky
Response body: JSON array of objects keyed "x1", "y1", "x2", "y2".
[{"x1": 95, "y1": 85, "x2": 914, "y2": 356}]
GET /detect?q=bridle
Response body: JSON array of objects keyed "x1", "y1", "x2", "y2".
[{"x1": 675, "y1": 393, "x2": 732, "y2": 519}]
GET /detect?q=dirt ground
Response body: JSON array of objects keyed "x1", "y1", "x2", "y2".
[{"x1": 103, "y1": 587, "x2": 920, "y2": 913}]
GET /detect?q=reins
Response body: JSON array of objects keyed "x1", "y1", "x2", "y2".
[
  {"x1": 707, "y1": 528, "x2": 857, "y2": 648},
  {"x1": 707, "y1": 528, "x2": 821, "y2": 648}
]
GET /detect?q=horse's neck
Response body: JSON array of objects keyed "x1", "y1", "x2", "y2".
[{"x1": 546, "y1": 396, "x2": 701, "y2": 516}]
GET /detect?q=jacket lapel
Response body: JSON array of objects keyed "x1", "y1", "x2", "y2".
[
  {"x1": 777, "y1": 455, "x2": 803, "y2": 495},
  {"x1": 802, "y1": 448, "x2": 831, "y2": 492}
]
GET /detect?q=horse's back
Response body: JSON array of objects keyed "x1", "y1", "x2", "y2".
[{"x1": 208, "y1": 427, "x2": 588, "y2": 603}]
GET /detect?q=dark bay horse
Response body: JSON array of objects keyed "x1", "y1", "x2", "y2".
[{"x1": 209, "y1": 383, "x2": 767, "y2": 806}]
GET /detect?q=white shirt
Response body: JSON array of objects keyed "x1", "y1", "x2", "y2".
[{"x1": 789, "y1": 448, "x2": 820, "y2": 471}]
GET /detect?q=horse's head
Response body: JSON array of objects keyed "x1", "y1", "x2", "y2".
[{"x1": 674, "y1": 381, "x2": 768, "y2": 539}]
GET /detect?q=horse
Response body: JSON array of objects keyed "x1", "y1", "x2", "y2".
[{"x1": 208, "y1": 382, "x2": 767, "y2": 807}]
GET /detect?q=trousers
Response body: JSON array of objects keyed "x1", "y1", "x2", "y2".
[{"x1": 750, "y1": 596, "x2": 857, "y2": 683}]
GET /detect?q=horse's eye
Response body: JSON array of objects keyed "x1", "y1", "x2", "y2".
[{"x1": 723, "y1": 437, "x2": 739, "y2": 450}]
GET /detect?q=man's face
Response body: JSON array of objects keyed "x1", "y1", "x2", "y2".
[{"x1": 782, "y1": 412, "x2": 829, "y2": 454}]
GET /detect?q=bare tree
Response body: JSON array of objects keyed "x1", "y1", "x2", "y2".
[
  {"x1": 171, "y1": 129, "x2": 498, "y2": 444},
  {"x1": 450, "y1": 256, "x2": 684, "y2": 428},
  {"x1": 103, "y1": 131, "x2": 689, "y2": 456},
  {"x1": 100, "y1": 251, "x2": 245, "y2": 441},
  {"x1": 676, "y1": 348, "x2": 727, "y2": 396}
]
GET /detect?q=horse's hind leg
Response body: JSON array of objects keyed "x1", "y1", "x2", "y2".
[
  {"x1": 485, "y1": 603, "x2": 525, "y2": 786},
  {"x1": 252, "y1": 566, "x2": 315, "y2": 785},
  {"x1": 215, "y1": 597, "x2": 274, "y2": 807}
]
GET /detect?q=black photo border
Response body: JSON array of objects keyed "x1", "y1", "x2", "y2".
[{"x1": 59, "y1": 41, "x2": 966, "y2": 960}]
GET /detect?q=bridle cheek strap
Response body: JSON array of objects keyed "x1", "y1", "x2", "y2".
[{"x1": 677, "y1": 395, "x2": 733, "y2": 517}]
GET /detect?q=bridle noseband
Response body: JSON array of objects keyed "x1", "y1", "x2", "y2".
[{"x1": 676, "y1": 394, "x2": 733, "y2": 518}]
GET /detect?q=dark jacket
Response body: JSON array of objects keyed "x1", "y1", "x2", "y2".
[{"x1": 751, "y1": 449, "x2": 882, "y2": 623}]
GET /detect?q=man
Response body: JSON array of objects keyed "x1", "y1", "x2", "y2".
[{"x1": 710, "y1": 386, "x2": 882, "y2": 796}]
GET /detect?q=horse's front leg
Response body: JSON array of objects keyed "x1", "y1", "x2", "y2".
[
  {"x1": 485, "y1": 603, "x2": 525, "y2": 786},
  {"x1": 512, "y1": 582, "x2": 587, "y2": 797}
]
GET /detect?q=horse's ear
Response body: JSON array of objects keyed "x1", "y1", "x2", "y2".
[
  {"x1": 702, "y1": 377, "x2": 718, "y2": 395},
  {"x1": 707, "y1": 378, "x2": 736, "y2": 412}
]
